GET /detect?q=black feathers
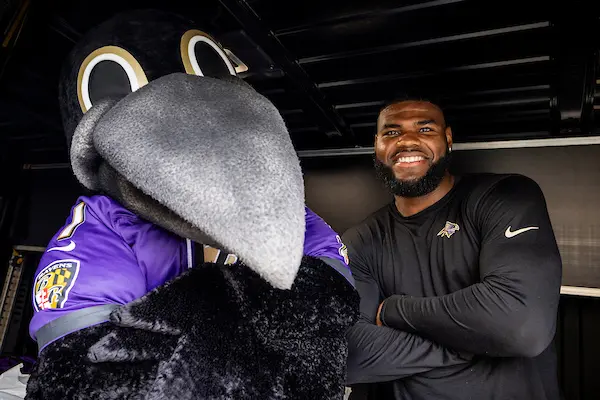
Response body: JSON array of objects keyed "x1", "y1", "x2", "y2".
[{"x1": 26, "y1": 257, "x2": 360, "y2": 400}]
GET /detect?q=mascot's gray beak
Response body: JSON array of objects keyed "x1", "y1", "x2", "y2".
[{"x1": 70, "y1": 73, "x2": 305, "y2": 290}]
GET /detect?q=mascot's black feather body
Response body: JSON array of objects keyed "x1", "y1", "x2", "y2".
[
  {"x1": 26, "y1": 9, "x2": 359, "y2": 400},
  {"x1": 27, "y1": 259, "x2": 358, "y2": 399}
]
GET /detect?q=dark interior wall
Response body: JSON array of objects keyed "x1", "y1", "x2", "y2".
[
  {"x1": 302, "y1": 144, "x2": 600, "y2": 289},
  {"x1": 556, "y1": 296, "x2": 600, "y2": 400},
  {"x1": 302, "y1": 155, "x2": 392, "y2": 234},
  {"x1": 18, "y1": 167, "x2": 85, "y2": 248}
]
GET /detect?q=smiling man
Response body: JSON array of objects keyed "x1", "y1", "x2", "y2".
[{"x1": 343, "y1": 98, "x2": 563, "y2": 399}]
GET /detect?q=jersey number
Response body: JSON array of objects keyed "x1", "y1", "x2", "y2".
[
  {"x1": 336, "y1": 235, "x2": 349, "y2": 265},
  {"x1": 57, "y1": 202, "x2": 87, "y2": 241}
]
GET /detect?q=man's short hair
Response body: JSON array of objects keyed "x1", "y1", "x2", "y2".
[
  {"x1": 378, "y1": 91, "x2": 453, "y2": 127},
  {"x1": 379, "y1": 92, "x2": 444, "y2": 113}
]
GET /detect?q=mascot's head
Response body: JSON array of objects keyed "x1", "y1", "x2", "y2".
[{"x1": 59, "y1": 9, "x2": 305, "y2": 290}]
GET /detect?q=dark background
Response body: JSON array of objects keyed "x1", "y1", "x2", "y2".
[
  {"x1": 0, "y1": 0, "x2": 599, "y2": 164},
  {"x1": 0, "y1": 0, "x2": 599, "y2": 398}
]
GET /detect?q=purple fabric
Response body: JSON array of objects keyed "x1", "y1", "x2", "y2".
[
  {"x1": 29, "y1": 198, "x2": 348, "y2": 342},
  {"x1": 303, "y1": 206, "x2": 349, "y2": 268},
  {"x1": 29, "y1": 195, "x2": 190, "y2": 340},
  {"x1": 0, "y1": 356, "x2": 36, "y2": 374}
]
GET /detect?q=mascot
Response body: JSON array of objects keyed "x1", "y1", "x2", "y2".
[{"x1": 25, "y1": 9, "x2": 359, "y2": 400}]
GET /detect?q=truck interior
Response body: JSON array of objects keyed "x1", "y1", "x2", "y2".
[{"x1": 0, "y1": 0, "x2": 598, "y2": 398}]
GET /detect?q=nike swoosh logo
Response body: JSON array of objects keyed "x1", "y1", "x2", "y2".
[
  {"x1": 505, "y1": 226, "x2": 539, "y2": 238},
  {"x1": 47, "y1": 240, "x2": 76, "y2": 252}
]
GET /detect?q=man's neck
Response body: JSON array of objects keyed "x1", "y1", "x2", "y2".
[{"x1": 394, "y1": 173, "x2": 455, "y2": 217}]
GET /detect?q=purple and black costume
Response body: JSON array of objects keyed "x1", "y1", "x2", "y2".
[{"x1": 25, "y1": 9, "x2": 358, "y2": 400}]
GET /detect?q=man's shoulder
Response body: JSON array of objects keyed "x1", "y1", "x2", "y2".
[
  {"x1": 458, "y1": 173, "x2": 541, "y2": 199},
  {"x1": 457, "y1": 173, "x2": 545, "y2": 217}
]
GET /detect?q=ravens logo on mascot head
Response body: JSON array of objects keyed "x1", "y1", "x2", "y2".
[{"x1": 58, "y1": 9, "x2": 305, "y2": 290}]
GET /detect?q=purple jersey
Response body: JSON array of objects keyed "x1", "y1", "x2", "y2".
[
  {"x1": 30, "y1": 196, "x2": 350, "y2": 343},
  {"x1": 29, "y1": 195, "x2": 192, "y2": 341},
  {"x1": 303, "y1": 206, "x2": 349, "y2": 267}
]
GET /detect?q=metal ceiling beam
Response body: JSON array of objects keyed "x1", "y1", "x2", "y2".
[
  {"x1": 275, "y1": 0, "x2": 467, "y2": 37},
  {"x1": 444, "y1": 97, "x2": 549, "y2": 110},
  {"x1": 0, "y1": 0, "x2": 30, "y2": 79},
  {"x1": 48, "y1": 15, "x2": 81, "y2": 43},
  {"x1": 350, "y1": 106, "x2": 548, "y2": 122},
  {"x1": 349, "y1": 109, "x2": 549, "y2": 129},
  {"x1": 334, "y1": 86, "x2": 551, "y2": 111},
  {"x1": 550, "y1": 3, "x2": 597, "y2": 135},
  {"x1": 217, "y1": 0, "x2": 355, "y2": 143},
  {"x1": 318, "y1": 56, "x2": 550, "y2": 88},
  {"x1": 299, "y1": 22, "x2": 550, "y2": 65}
]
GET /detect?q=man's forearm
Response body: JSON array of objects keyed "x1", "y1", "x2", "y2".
[
  {"x1": 346, "y1": 319, "x2": 471, "y2": 385},
  {"x1": 379, "y1": 275, "x2": 559, "y2": 358}
]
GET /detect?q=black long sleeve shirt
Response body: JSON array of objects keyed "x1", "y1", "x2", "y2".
[{"x1": 343, "y1": 173, "x2": 562, "y2": 400}]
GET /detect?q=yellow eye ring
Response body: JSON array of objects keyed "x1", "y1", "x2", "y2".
[
  {"x1": 77, "y1": 45, "x2": 148, "y2": 113},
  {"x1": 180, "y1": 29, "x2": 236, "y2": 77}
]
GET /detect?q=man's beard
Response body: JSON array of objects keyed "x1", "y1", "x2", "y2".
[{"x1": 374, "y1": 149, "x2": 452, "y2": 198}]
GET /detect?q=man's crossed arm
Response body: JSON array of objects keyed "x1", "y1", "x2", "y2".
[{"x1": 344, "y1": 231, "x2": 471, "y2": 385}]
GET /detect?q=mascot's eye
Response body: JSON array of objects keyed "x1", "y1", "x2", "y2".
[
  {"x1": 180, "y1": 29, "x2": 236, "y2": 78},
  {"x1": 77, "y1": 46, "x2": 148, "y2": 113}
]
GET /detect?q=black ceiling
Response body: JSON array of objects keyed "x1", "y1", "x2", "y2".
[{"x1": 0, "y1": 0, "x2": 598, "y2": 165}]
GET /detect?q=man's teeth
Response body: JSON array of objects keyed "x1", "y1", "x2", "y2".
[{"x1": 396, "y1": 156, "x2": 425, "y2": 163}]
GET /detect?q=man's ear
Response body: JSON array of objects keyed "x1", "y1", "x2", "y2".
[{"x1": 445, "y1": 126, "x2": 453, "y2": 150}]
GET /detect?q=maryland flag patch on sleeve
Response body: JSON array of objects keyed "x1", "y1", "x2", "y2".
[{"x1": 33, "y1": 259, "x2": 80, "y2": 312}]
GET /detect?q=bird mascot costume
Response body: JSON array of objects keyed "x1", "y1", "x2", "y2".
[{"x1": 25, "y1": 9, "x2": 359, "y2": 400}]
